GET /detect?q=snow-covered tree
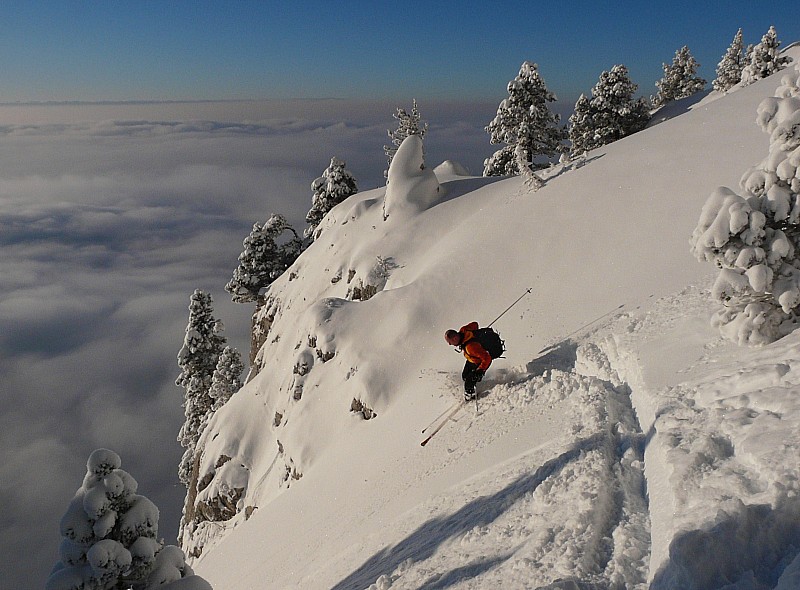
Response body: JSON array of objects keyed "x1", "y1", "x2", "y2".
[
  {"x1": 176, "y1": 290, "x2": 227, "y2": 487},
  {"x1": 742, "y1": 26, "x2": 792, "y2": 85},
  {"x1": 305, "y1": 157, "x2": 358, "y2": 239},
  {"x1": 484, "y1": 61, "x2": 567, "y2": 177},
  {"x1": 691, "y1": 63, "x2": 800, "y2": 344},
  {"x1": 46, "y1": 449, "x2": 211, "y2": 590},
  {"x1": 713, "y1": 28, "x2": 746, "y2": 92},
  {"x1": 384, "y1": 99, "x2": 428, "y2": 180},
  {"x1": 653, "y1": 46, "x2": 707, "y2": 107},
  {"x1": 567, "y1": 94, "x2": 594, "y2": 155},
  {"x1": 569, "y1": 65, "x2": 650, "y2": 155},
  {"x1": 225, "y1": 214, "x2": 303, "y2": 304},
  {"x1": 208, "y1": 345, "x2": 243, "y2": 412}
]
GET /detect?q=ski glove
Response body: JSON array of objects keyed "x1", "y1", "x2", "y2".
[{"x1": 474, "y1": 370, "x2": 485, "y2": 382}]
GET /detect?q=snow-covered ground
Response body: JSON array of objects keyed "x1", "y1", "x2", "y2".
[{"x1": 188, "y1": 48, "x2": 800, "y2": 589}]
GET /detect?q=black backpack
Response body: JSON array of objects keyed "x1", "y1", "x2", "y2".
[{"x1": 464, "y1": 327, "x2": 505, "y2": 359}]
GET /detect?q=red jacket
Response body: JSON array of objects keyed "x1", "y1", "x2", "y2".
[{"x1": 459, "y1": 322, "x2": 492, "y2": 371}]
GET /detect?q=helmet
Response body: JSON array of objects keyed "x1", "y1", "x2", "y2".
[{"x1": 444, "y1": 330, "x2": 461, "y2": 346}]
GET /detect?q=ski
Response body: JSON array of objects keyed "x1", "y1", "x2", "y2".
[
  {"x1": 422, "y1": 402, "x2": 459, "y2": 434},
  {"x1": 420, "y1": 402, "x2": 464, "y2": 446}
]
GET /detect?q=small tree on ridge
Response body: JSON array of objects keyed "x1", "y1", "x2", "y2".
[
  {"x1": 484, "y1": 61, "x2": 567, "y2": 176},
  {"x1": 569, "y1": 64, "x2": 650, "y2": 155},
  {"x1": 653, "y1": 46, "x2": 707, "y2": 107},
  {"x1": 384, "y1": 99, "x2": 428, "y2": 180},
  {"x1": 713, "y1": 28, "x2": 746, "y2": 92},
  {"x1": 306, "y1": 157, "x2": 358, "y2": 239},
  {"x1": 226, "y1": 214, "x2": 303, "y2": 304}
]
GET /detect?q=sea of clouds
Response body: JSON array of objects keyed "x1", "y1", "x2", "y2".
[{"x1": 0, "y1": 98, "x2": 505, "y2": 586}]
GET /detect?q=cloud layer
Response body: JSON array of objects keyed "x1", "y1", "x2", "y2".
[{"x1": 0, "y1": 99, "x2": 496, "y2": 586}]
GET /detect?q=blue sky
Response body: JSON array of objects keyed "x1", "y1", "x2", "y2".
[{"x1": 1, "y1": 1, "x2": 799, "y2": 104}]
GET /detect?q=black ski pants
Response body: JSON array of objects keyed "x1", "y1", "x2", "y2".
[{"x1": 462, "y1": 361, "x2": 481, "y2": 393}]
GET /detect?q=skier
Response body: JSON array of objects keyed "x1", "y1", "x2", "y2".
[{"x1": 444, "y1": 322, "x2": 493, "y2": 401}]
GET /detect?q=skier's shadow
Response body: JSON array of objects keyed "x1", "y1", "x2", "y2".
[
  {"x1": 330, "y1": 432, "x2": 604, "y2": 590},
  {"x1": 526, "y1": 339, "x2": 578, "y2": 377}
]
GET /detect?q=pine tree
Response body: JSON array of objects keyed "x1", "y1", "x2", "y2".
[
  {"x1": 384, "y1": 99, "x2": 428, "y2": 180},
  {"x1": 484, "y1": 62, "x2": 567, "y2": 177},
  {"x1": 225, "y1": 214, "x2": 304, "y2": 304},
  {"x1": 569, "y1": 65, "x2": 650, "y2": 156},
  {"x1": 305, "y1": 157, "x2": 358, "y2": 239},
  {"x1": 742, "y1": 26, "x2": 791, "y2": 85},
  {"x1": 46, "y1": 449, "x2": 210, "y2": 590},
  {"x1": 653, "y1": 46, "x2": 707, "y2": 107},
  {"x1": 176, "y1": 290, "x2": 227, "y2": 487},
  {"x1": 691, "y1": 67, "x2": 800, "y2": 344},
  {"x1": 208, "y1": 345, "x2": 243, "y2": 411},
  {"x1": 567, "y1": 94, "x2": 594, "y2": 155},
  {"x1": 713, "y1": 28, "x2": 745, "y2": 92}
]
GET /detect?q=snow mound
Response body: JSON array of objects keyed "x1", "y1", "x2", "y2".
[
  {"x1": 433, "y1": 159, "x2": 471, "y2": 178},
  {"x1": 384, "y1": 134, "x2": 441, "y2": 219}
]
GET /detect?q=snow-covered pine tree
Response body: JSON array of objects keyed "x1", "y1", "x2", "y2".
[
  {"x1": 208, "y1": 345, "x2": 243, "y2": 412},
  {"x1": 176, "y1": 290, "x2": 227, "y2": 487},
  {"x1": 305, "y1": 157, "x2": 358, "y2": 239},
  {"x1": 742, "y1": 25, "x2": 791, "y2": 85},
  {"x1": 691, "y1": 62, "x2": 800, "y2": 345},
  {"x1": 484, "y1": 62, "x2": 567, "y2": 177},
  {"x1": 384, "y1": 99, "x2": 428, "y2": 180},
  {"x1": 653, "y1": 46, "x2": 707, "y2": 107},
  {"x1": 713, "y1": 28, "x2": 746, "y2": 92},
  {"x1": 569, "y1": 65, "x2": 650, "y2": 156},
  {"x1": 567, "y1": 94, "x2": 595, "y2": 156},
  {"x1": 46, "y1": 449, "x2": 211, "y2": 590},
  {"x1": 225, "y1": 214, "x2": 304, "y2": 304}
]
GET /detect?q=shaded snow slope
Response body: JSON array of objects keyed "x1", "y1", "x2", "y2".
[{"x1": 192, "y1": 50, "x2": 800, "y2": 589}]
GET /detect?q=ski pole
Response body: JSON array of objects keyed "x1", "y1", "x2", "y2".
[
  {"x1": 487, "y1": 287, "x2": 533, "y2": 328},
  {"x1": 537, "y1": 303, "x2": 624, "y2": 354}
]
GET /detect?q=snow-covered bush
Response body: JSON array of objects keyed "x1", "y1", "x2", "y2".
[
  {"x1": 691, "y1": 64, "x2": 800, "y2": 344},
  {"x1": 384, "y1": 99, "x2": 427, "y2": 180},
  {"x1": 225, "y1": 213, "x2": 303, "y2": 304},
  {"x1": 713, "y1": 28, "x2": 746, "y2": 93},
  {"x1": 569, "y1": 64, "x2": 650, "y2": 155},
  {"x1": 484, "y1": 61, "x2": 567, "y2": 177},
  {"x1": 742, "y1": 26, "x2": 792, "y2": 86},
  {"x1": 654, "y1": 46, "x2": 707, "y2": 108},
  {"x1": 305, "y1": 156, "x2": 358, "y2": 239},
  {"x1": 176, "y1": 290, "x2": 227, "y2": 487},
  {"x1": 46, "y1": 449, "x2": 211, "y2": 590}
]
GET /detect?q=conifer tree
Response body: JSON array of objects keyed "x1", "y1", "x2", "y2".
[
  {"x1": 742, "y1": 26, "x2": 791, "y2": 85},
  {"x1": 567, "y1": 94, "x2": 594, "y2": 155},
  {"x1": 713, "y1": 28, "x2": 745, "y2": 92},
  {"x1": 208, "y1": 345, "x2": 243, "y2": 412},
  {"x1": 225, "y1": 214, "x2": 303, "y2": 304},
  {"x1": 569, "y1": 65, "x2": 650, "y2": 155},
  {"x1": 384, "y1": 99, "x2": 428, "y2": 180},
  {"x1": 691, "y1": 65, "x2": 800, "y2": 344},
  {"x1": 653, "y1": 46, "x2": 707, "y2": 107},
  {"x1": 484, "y1": 62, "x2": 567, "y2": 176},
  {"x1": 305, "y1": 157, "x2": 358, "y2": 239},
  {"x1": 176, "y1": 290, "x2": 227, "y2": 487},
  {"x1": 46, "y1": 449, "x2": 210, "y2": 590}
]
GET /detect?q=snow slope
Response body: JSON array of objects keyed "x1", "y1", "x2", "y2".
[{"x1": 190, "y1": 49, "x2": 800, "y2": 589}]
